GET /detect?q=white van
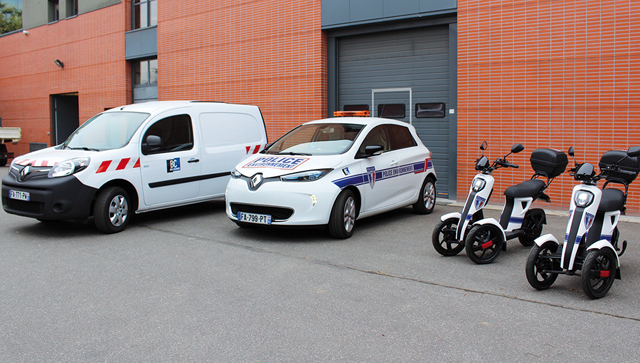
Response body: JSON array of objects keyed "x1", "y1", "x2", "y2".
[{"x1": 2, "y1": 101, "x2": 268, "y2": 233}]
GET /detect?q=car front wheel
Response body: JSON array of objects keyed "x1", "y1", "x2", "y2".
[
  {"x1": 328, "y1": 189, "x2": 356, "y2": 239},
  {"x1": 94, "y1": 186, "x2": 131, "y2": 234}
]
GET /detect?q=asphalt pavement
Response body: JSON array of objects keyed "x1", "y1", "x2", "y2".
[{"x1": 1, "y1": 166, "x2": 640, "y2": 362}]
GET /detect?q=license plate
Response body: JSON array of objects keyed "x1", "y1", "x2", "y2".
[
  {"x1": 238, "y1": 212, "x2": 272, "y2": 225},
  {"x1": 9, "y1": 190, "x2": 30, "y2": 201}
]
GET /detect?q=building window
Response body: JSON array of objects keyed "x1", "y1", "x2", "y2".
[
  {"x1": 415, "y1": 103, "x2": 446, "y2": 118},
  {"x1": 48, "y1": 0, "x2": 59, "y2": 22},
  {"x1": 377, "y1": 104, "x2": 405, "y2": 119},
  {"x1": 66, "y1": 0, "x2": 78, "y2": 17},
  {"x1": 133, "y1": 0, "x2": 157, "y2": 29},
  {"x1": 133, "y1": 59, "x2": 158, "y2": 85}
]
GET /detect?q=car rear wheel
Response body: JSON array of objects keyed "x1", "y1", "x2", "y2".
[{"x1": 413, "y1": 176, "x2": 436, "y2": 214}]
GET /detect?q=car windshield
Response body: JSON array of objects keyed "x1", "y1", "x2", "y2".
[
  {"x1": 62, "y1": 112, "x2": 150, "y2": 151},
  {"x1": 265, "y1": 123, "x2": 365, "y2": 156}
]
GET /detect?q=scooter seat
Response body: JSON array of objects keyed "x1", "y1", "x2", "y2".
[
  {"x1": 503, "y1": 179, "x2": 546, "y2": 198},
  {"x1": 598, "y1": 188, "x2": 625, "y2": 212}
]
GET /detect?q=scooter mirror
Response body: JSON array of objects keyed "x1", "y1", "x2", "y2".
[
  {"x1": 568, "y1": 146, "x2": 575, "y2": 157},
  {"x1": 480, "y1": 141, "x2": 488, "y2": 151},
  {"x1": 627, "y1": 146, "x2": 640, "y2": 158},
  {"x1": 511, "y1": 143, "x2": 524, "y2": 154}
]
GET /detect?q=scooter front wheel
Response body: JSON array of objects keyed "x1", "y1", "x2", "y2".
[
  {"x1": 465, "y1": 224, "x2": 504, "y2": 264},
  {"x1": 526, "y1": 242, "x2": 559, "y2": 290},
  {"x1": 582, "y1": 248, "x2": 616, "y2": 299},
  {"x1": 432, "y1": 217, "x2": 464, "y2": 256}
]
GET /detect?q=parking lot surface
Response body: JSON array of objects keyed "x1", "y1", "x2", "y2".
[{"x1": 1, "y1": 166, "x2": 640, "y2": 361}]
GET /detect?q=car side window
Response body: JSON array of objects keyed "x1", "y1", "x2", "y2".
[
  {"x1": 142, "y1": 114, "x2": 194, "y2": 155},
  {"x1": 388, "y1": 124, "x2": 417, "y2": 150},
  {"x1": 357, "y1": 125, "x2": 391, "y2": 156}
]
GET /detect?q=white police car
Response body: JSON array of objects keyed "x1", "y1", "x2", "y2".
[{"x1": 225, "y1": 111, "x2": 437, "y2": 238}]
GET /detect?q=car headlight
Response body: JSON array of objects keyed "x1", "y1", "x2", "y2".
[
  {"x1": 280, "y1": 169, "x2": 332, "y2": 182},
  {"x1": 231, "y1": 169, "x2": 243, "y2": 178},
  {"x1": 471, "y1": 178, "x2": 486, "y2": 192},
  {"x1": 48, "y1": 157, "x2": 90, "y2": 178},
  {"x1": 574, "y1": 190, "x2": 594, "y2": 208}
]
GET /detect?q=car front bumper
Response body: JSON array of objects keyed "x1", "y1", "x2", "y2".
[{"x1": 225, "y1": 177, "x2": 343, "y2": 226}]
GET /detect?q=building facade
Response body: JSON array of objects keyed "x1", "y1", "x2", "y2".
[{"x1": 1, "y1": 0, "x2": 639, "y2": 210}]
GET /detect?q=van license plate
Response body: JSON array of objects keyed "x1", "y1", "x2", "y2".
[
  {"x1": 9, "y1": 190, "x2": 30, "y2": 201},
  {"x1": 238, "y1": 212, "x2": 272, "y2": 225}
]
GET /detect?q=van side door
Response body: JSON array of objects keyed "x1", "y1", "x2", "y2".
[{"x1": 139, "y1": 113, "x2": 202, "y2": 206}]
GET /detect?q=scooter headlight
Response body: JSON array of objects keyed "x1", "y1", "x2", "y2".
[
  {"x1": 472, "y1": 178, "x2": 486, "y2": 192},
  {"x1": 574, "y1": 190, "x2": 594, "y2": 208}
]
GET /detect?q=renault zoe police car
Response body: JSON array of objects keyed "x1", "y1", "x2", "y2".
[
  {"x1": 225, "y1": 111, "x2": 437, "y2": 238},
  {"x1": 2, "y1": 101, "x2": 267, "y2": 233}
]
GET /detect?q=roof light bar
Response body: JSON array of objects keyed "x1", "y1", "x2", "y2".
[{"x1": 333, "y1": 110, "x2": 370, "y2": 117}]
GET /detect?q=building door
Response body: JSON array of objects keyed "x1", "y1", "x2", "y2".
[
  {"x1": 51, "y1": 94, "x2": 79, "y2": 145},
  {"x1": 336, "y1": 25, "x2": 456, "y2": 199}
]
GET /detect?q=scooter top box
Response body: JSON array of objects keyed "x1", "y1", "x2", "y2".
[
  {"x1": 530, "y1": 148, "x2": 568, "y2": 178},
  {"x1": 599, "y1": 150, "x2": 640, "y2": 183}
]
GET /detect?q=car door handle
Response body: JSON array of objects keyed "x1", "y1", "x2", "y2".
[
  {"x1": 188, "y1": 158, "x2": 200, "y2": 163},
  {"x1": 391, "y1": 160, "x2": 398, "y2": 167}
]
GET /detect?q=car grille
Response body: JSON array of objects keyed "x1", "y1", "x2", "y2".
[
  {"x1": 230, "y1": 203, "x2": 293, "y2": 220},
  {"x1": 3, "y1": 197, "x2": 45, "y2": 214}
]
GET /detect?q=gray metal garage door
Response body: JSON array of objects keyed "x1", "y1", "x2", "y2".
[{"x1": 338, "y1": 25, "x2": 453, "y2": 198}]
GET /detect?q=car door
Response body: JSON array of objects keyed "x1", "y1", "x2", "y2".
[
  {"x1": 139, "y1": 112, "x2": 202, "y2": 206},
  {"x1": 386, "y1": 124, "x2": 425, "y2": 204},
  {"x1": 357, "y1": 124, "x2": 398, "y2": 212}
]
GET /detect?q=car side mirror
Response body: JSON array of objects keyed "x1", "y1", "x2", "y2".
[{"x1": 365, "y1": 145, "x2": 384, "y2": 157}]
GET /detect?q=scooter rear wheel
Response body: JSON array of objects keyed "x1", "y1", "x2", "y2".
[
  {"x1": 581, "y1": 248, "x2": 616, "y2": 299},
  {"x1": 432, "y1": 217, "x2": 464, "y2": 256},
  {"x1": 525, "y1": 242, "x2": 559, "y2": 290},
  {"x1": 465, "y1": 224, "x2": 504, "y2": 264}
]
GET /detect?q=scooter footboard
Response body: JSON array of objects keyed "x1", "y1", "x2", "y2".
[{"x1": 534, "y1": 234, "x2": 559, "y2": 247}]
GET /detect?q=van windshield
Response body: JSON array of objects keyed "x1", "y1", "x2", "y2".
[
  {"x1": 62, "y1": 112, "x2": 150, "y2": 151},
  {"x1": 265, "y1": 123, "x2": 365, "y2": 156}
]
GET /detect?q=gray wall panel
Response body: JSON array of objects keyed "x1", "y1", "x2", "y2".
[
  {"x1": 125, "y1": 27, "x2": 158, "y2": 60},
  {"x1": 337, "y1": 25, "x2": 454, "y2": 197},
  {"x1": 323, "y1": 0, "x2": 456, "y2": 28},
  {"x1": 22, "y1": 0, "x2": 120, "y2": 29}
]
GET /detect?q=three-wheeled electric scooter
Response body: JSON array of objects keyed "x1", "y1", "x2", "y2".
[{"x1": 526, "y1": 146, "x2": 640, "y2": 299}]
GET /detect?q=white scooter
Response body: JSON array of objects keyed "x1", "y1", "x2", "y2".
[
  {"x1": 432, "y1": 141, "x2": 524, "y2": 260},
  {"x1": 526, "y1": 146, "x2": 640, "y2": 299}
]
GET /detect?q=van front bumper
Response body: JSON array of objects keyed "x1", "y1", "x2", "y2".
[{"x1": 2, "y1": 172, "x2": 97, "y2": 221}]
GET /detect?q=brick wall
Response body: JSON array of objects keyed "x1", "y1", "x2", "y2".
[
  {"x1": 156, "y1": 0, "x2": 326, "y2": 142},
  {"x1": 0, "y1": 3, "x2": 129, "y2": 157},
  {"x1": 458, "y1": 0, "x2": 640, "y2": 212}
]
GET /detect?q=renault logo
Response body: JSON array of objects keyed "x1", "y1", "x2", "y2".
[
  {"x1": 19, "y1": 165, "x2": 31, "y2": 181},
  {"x1": 250, "y1": 173, "x2": 264, "y2": 190}
]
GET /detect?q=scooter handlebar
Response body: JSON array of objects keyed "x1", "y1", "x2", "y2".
[{"x1": 495, "y1": 158, "x2": 519, "y2": 168}]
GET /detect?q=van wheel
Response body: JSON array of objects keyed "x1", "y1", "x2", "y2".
[
  {"x1": 328, "y1": 189, "x2": 356, "y2": 239},
  {"x1": 94, "y1": 186, "x2": 131, "y2": 234}
]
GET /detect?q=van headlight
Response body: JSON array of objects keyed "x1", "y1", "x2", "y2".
[
  {"x1": 574, "y1": 190, "x2": 594, "y2": 208},
  {"x1": 280, "y1": 169, "x2": 331, "y2": 182},
  {"x1": 472, "y1": 178, "x2": 486, "y2": 192},
  {"x1": 48, "y1": 157, "x2": 91, "y2": 178}
]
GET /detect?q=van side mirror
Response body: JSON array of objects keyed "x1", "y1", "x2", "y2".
[{"x1": 142, "y1": 135, "x2": 163, "y2": 154}]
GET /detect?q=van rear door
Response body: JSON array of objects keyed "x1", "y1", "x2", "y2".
[{"x1": 197, "y1": 111, "x2": 266, "y2": 198}]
